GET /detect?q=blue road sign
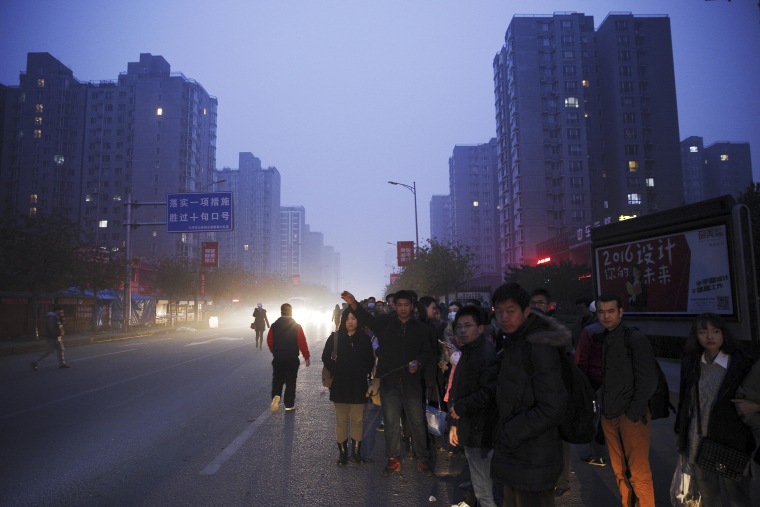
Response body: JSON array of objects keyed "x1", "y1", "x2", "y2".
[{"x1": 166, "y1": 192, "x2": 234, "y2": 232}]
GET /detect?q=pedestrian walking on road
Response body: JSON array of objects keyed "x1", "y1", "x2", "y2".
[
  {"x1": 252, "y1": 303, "x2": 270, "y2": 349},
  {"x1": 267, "y1": 303, "x2": 310, "y2": 412},
  {"x1": 31, "y1": 306, "x2": 70, "y2": 370},
  {"x1": 322, "y1": 307, "x2": 375, "y2": 466}
]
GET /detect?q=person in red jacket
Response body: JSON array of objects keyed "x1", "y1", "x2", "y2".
[{"x1": 267, "y1": 303, "x2": 310, "y2": 412}]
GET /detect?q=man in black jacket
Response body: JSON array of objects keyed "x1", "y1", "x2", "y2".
[
  {"x1": 341, "y1": 289, "x2": 436, "y2": 477},
  {"x1": 267, "y1": 303, "x2": 310, "y2": 412},
  {"x1": 491, "y1": 283, "x2": 569, "y2": 507},
  {"x1": 448, "y1": 306, "x2": 499, "y2": 507},
  {"x1": 597, "y1": 294, "x2": 656, "y2": 507}
]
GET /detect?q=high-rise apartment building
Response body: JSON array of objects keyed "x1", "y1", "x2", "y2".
[
  {"x1": 429, "y1": 194, "x2": 451, "y2": 244},
  {"x1": 280, "y1": 206, "x2": 305, "y2": 278},
  {"x1": 0, "y1": 52, "x2": 218, "y2": 263},
  {"x1": 216, "y1": 152, "x2": 280, "y2": 275},
  {"x1": 681, "y1": 137, "x2": 753, "y2": 203},
  {"x1": 493, "y1": 13, "x2": 683, "y2": 268},
  {"x1": 449, "y1": 139, "x2": 501, "y2": 288}
]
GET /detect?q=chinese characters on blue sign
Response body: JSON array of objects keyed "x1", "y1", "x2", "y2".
[{"x1": 166, "y1": 192, "x2": 234, "y2": 232}]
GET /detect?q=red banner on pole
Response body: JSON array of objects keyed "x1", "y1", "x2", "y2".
[
  {"x1": 390, "y1": 273, "x2": 400, "y2": 284},
  {"x1": 201, "y1": 242, "x2": 219, "y2": 268},
  {"x1": 397, "y1": 241, "x2": 415, "y2": 267}
]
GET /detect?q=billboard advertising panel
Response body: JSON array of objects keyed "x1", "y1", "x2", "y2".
[
  {"x1": 166, "y1": 192, "x2": 233, "y2": 232},
  {"x1": 594, "y1": 224, "x2": 733, "y2": 315}
]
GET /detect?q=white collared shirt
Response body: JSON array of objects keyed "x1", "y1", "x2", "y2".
[{"x1": 701, "y1": 350, "x2": 730, "y2": 369}]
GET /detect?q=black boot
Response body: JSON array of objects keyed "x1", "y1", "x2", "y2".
[
  {"x1": 336, "y1": 440, "x2": 348, "y2": 466},
  {"x1": 350, "y1": 439, "x2": 365, "y2": 464}
]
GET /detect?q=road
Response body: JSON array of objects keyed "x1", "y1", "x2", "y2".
[{"x1": 1, "y1": 323, "x2": 757, "y2": 506}]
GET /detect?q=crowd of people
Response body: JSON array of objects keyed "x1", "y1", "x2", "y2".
[{"x1": 258, "y1": 284, "x2": 760, "y2": 507}]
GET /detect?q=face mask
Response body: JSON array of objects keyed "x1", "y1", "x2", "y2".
[
  {"x1": 368, "y1": 303, "x2": 375, "y2": 309},
  {"x1": 448, "y1": 312, "x2": 457, "y2": 321}
]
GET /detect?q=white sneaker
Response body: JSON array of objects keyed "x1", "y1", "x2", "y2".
[
  {"x1": 451, "y1": 502, "x2": 471, "y2": 507},
  {"x1": 270, "y1": 395, "x2": 280, "y2": 412},
  {"x1": 284, "y1": 406, "x2": 296, "y2": 411}
]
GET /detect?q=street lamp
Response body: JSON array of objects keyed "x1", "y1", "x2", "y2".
[{"x1": 388, "y1": 180, "x2": 419, "y2": 253}]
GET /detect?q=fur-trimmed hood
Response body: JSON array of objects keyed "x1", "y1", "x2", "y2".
[{"x1": 524, "y1": 311, "x2": 572, "y2": 351}]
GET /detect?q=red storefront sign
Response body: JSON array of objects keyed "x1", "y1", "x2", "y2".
[{"x1": 201, "y1": 242, "x2": 219, "y2": 268}]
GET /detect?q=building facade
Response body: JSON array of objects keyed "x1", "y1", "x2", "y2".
[
  {"x1": 0, "y1": 52, "x2": 218, "y2": 264},
  {"x1": 429, "y1": 194, "x2": 451, "y2": 244},
  {"x1": 449, "y1": 139, "x2": 501, "y2": 288},
  {"x1": 493, "y1": 13, "x2": 683, "y2": 269}
]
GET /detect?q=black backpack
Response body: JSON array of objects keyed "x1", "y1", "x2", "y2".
[
  {"x1": 524, "y1": 343, "x2": 598, "y2": 444},
  {"x1": 623, "y1": 327, "x2": 675, "y2": 420}
]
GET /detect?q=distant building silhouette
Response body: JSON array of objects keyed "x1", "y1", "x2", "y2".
[
  {"x1": 429, "y1": 194, "x2": 451, "y2": 244},
  {"x1": 681, "y1": 136, "x2": 753, "y2": 203}
]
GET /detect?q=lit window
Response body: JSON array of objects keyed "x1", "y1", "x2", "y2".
[
  {"x1": 203, "y1": 108, "x2": 207, "y2": 115},
  {"x1": 720, "y1": 154, "x2": 729, "y2": 161},
  {"x1": 37, "y1": 79, "x2": 45, "y2": 87},
  {"x1": 244, "y1": 244, "x2": 250, "y2": 251},
  {"x1": 98, "y1": 220, "x2": 108, "y2": 228},
  {"x1": 628, "y1": 193, "x2": 642, "y2": 205},
  {"x1": 564, "y1": 97, "x2": 579, "y2": 108},
  {"x1": 152, "y1": 230, "x2": 157, "y2": 237},
  {"x1": 33, "y1": 129, "x2": 42, "y2": 138},
  {"x1": 54, "y1": 154, "x2": 64, "y2": 165},
  {"x1": 35, "y1": 104, "x2": 43, "y2": 113},
  {"x1": 30, "y1": 193, "x2": 38, "y2": 204},
  {"x1": 582, "y1": 80, "x2": 589, "y2": 88},
  {"x1": 29, "y1": 207, "x2": 37, "y2": 215},
  {"x1": 628, "y1": 161, "x2": 639, "y2": 172},
  {"x1": 690, "y1": 146, "x2": 699, "y2": 153},
  {"x1": 157, "y1": 107, "x2": 163, "y2": 116},
  {"x1": 646, "y1": 178, "x2": 655, "y2": 187},
  {"x1": 34, "y1": 116, "x2": 43, "y2": 125},
  {"x1": 113, "y1": 194, "x2": 121, "y2": 201},
  {"x1": 473, "y1": 201, "x2": 479, "y2": 207}
]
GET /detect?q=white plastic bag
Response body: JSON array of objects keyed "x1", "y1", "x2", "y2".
[{"x1": 670, "y1": 454, "x2": 701, "y2": 507}]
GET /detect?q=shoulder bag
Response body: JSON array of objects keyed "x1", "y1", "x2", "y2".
[{"x1": 321, "y1": 332, "x2": 338, "y2": 388}]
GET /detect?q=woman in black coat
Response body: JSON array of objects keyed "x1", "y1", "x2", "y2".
[
  {"x1": 675, "y1": 313, "x2": 755, "y2": 507},
  {"x1": 322, "y1": 307, "x2": 375, "y2": 466}
]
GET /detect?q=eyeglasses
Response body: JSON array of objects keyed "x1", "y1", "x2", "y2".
[
  {"x1": 529, "y1": 300, "x2": 549, "y2": 308},
  {"x1": 455, "y1": 323, "x2": 477, "y2": 332}
]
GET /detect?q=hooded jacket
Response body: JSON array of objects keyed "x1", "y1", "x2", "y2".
[
  {"x1": 448, "y1": 333, "x2": 499, "y2": 449},
  {"x1": 491, "y1": 312, "x2": 570, "y2": 491}
]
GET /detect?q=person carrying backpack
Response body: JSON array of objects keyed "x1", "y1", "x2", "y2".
[
  {"x1": 597, "y1": 294, "x2": 657, "y2": 507},
  {"x1": 491, "y1": 283, "x2": 569, "y2": 507}
]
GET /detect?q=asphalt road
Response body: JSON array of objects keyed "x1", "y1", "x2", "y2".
[{"x1": 2, "y1": 322, "x2": 757, "y2": 506}]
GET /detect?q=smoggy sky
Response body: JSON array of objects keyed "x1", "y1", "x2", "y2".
[{"x1": 1, "y1": 0, "x2": 758, "y2": 298}]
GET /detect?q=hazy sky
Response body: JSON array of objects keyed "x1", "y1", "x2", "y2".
[{"x1": 2, "y1": 1, "x2": 759, "y2": 298}]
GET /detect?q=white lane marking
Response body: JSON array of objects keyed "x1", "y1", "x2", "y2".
[
  {"x1": 74, "y1": 349, "x2": 137, "y2": 361},
  {"x1": 186, "y1": 337, "x2": 245, "y2": 346},
  {"x1": 200, "y1": 408, "x2": 272, "y2": 475}
]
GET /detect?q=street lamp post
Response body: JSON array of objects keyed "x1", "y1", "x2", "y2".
[
  {"x1": 192, "y1": 179, "x2": 226, "y2": 325},
  {"x1": 388, "y1": 180, "x2": 419, "y2": 253}
]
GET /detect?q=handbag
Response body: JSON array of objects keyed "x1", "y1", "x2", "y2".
[
  {"x1": 321, "y1": 332, "x2": 338, "y2": 388},
  {"x1": 425, "y1": 390, "x2": 447, "y2": 437},
  {"x1": 249, "y1": 322, "x2": 255, "y2": 330},
  {"x1": 694, "y1": 381, "x2": 750, "y2": 481}
]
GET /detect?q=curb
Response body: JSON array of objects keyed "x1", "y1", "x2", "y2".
[{"x1": 0, "y1": 328, "x2": 178, "y2": 356}]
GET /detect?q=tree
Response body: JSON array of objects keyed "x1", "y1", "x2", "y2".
[
  {"x1": 0, "y1": 214, "x2": 83, "y2": 337},
  {"x1": 153, "y1": 257, "x2": 194, "y2": 321},
  {"x1": 504, "y1": 261, "x2": 593, "y2": 315},
  {"x1": 71, "y1": 245, "x2": 125, "y2": 330},
  {"x1": 386, "y1": 240, "x2": 474, "y2": 299}
]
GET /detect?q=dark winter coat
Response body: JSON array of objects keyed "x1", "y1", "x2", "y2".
[
  {"x1": 252, "y1": 307, "x2": 269, "y2": 330},
  {"x1": 491, "y1": 312, "x2": 570, "y2": 491},
  {"x1": 675, "y1": 349, "x2": 755, "y2": 456},
  {"x1": 448, "y1": 334, "x2": 499, "y2": 449},
  {"x1": 321, "y1": 329, "x2": 375, "y2": 404},
  {"x1": 600, "y1": 325, "x2": 657, "y2": 421},
  {"x1": 353, "y1": 304, "x2": 435, "y2": 396}
]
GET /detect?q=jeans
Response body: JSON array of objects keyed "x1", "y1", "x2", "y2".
[
  {"x1": 271, "y1": 356, "x2": 300, "y2": 407},
  {"x1": 693, "y1": 461, "x2": 752, "y2": 507},
  {"x1": 464, "y1": 446, "x2": 497, "y2": 507},
  {"x1": 601, "y1": 413, "x2": 655, "y2": 507},
  {"x1": 35, "y1": 337, "x2": 65, "y2": 366},
  {"x1": 380, "y1": 384, "x2": 430, "y2": 460}
]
